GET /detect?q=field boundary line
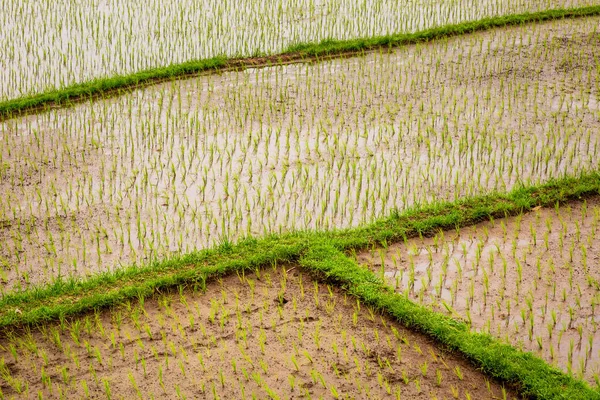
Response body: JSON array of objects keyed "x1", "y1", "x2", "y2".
[{"x1": 0, "y1": 173, "x2": 599, "y2": 397}]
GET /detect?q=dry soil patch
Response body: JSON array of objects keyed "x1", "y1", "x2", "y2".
[{"x1": 0, "y1": 266, "x2": 518, "y2": 399}]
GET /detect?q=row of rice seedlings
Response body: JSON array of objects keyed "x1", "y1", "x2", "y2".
[
  {"x1": 0, "y1": 265, "x2": 515, "y2": 399},
  {"x1": 1, "y1": 17, "x2": 599, "y2": 291},
  {"x1": 1, "y1": 0, "x2": 594, "y2": 100},
  {"x1": 358, "y1": 198, "x2": 600, "y2": 385}
]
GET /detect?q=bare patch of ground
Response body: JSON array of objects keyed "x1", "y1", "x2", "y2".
[
  {"x1": 358, "y1": 197, "x2": 600, "y2": 385},
  {"x1": 0, "y1": 266, "x2": 517, "y2": 399}
]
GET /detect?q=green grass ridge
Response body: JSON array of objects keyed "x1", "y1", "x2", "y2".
[
  {"x1": 1, "y1": 172, "x2": 600, "y2": 398},
  {"x1": 2, "y1": 5, "x2": 600, "y2": 120}
]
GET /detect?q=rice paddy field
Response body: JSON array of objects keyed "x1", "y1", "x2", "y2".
[
  {"x1": 1, "y1": 0, "x2": 598, "y2": 101},
  {"x1": 1, "y1": 1, "x2": 600, "y2": 399}
]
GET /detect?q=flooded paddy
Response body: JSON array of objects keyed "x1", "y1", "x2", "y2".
[
  {"x1": 1, "y1": 17, "x2": 599, "y2": 290},
  {"x1": 1, "y1": 0, "x2": 596, "y2": 100}
]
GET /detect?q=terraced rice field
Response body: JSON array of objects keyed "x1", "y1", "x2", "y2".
[{"x1": 2, "y1": 2, "x2": 600, "y2": 399}]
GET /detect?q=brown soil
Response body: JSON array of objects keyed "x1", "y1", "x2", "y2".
[
  {"x1": 1, "y1": 17, "x2": 599, "y2": 292},
  {"x1": 357, "y1": 197, "x2": 600, "y2": 385},
  {"x1": 0, "y1": 266, "x2": 518, "y2": 399}
]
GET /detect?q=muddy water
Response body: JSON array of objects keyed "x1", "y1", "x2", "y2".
[
  {"x1": 358, "y1": 198, "x2": 600, "y2": 385},
  {"x1": 1, "y1": 17, "x2": 600, "y2": 291},
  {"x1": 0, "y1": 266, "x2": 518, "y2": 399},
  {"x1": 1, "y1": 0, "x2": 596, "y2": 100}
]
